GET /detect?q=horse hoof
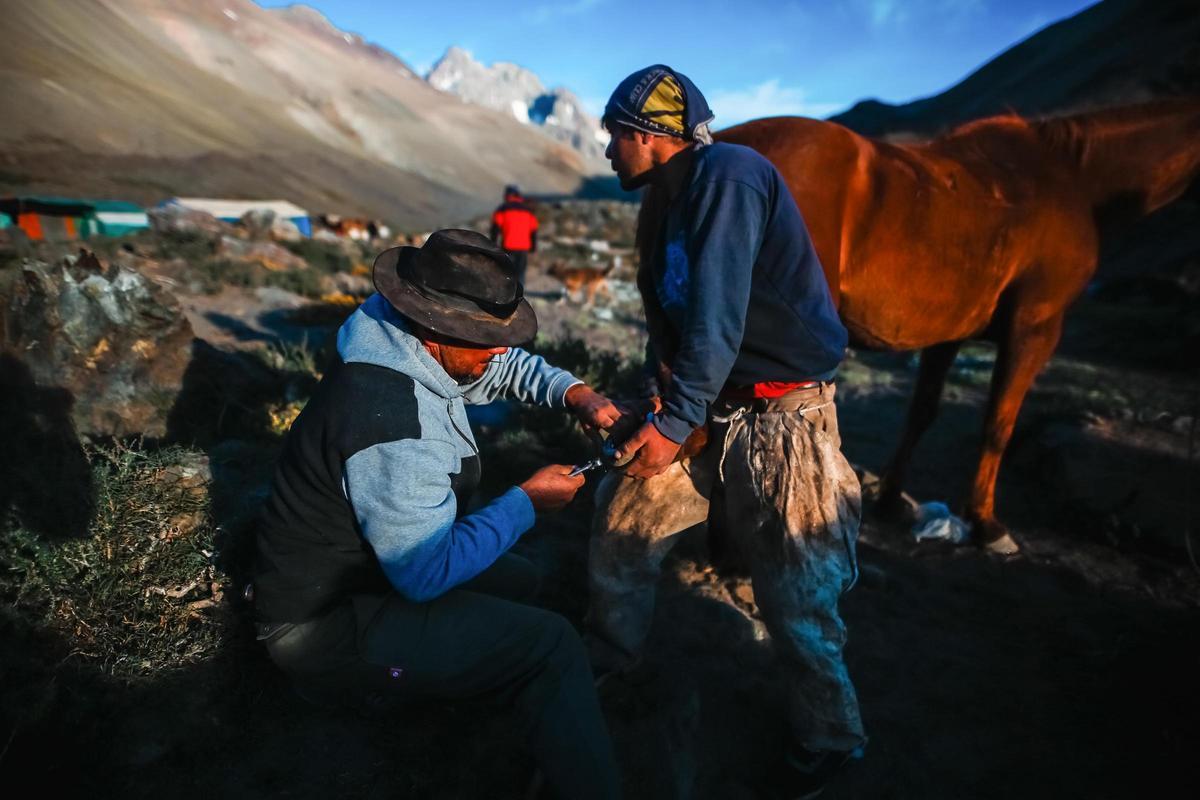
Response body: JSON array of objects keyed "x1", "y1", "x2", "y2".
[
  {"x1": 972, "y1": 522, "x2": 1021, "y2": 555},
  {"x1": 968, "y1": 515, "x2": 1021, "y2": 555},
  {"x1": 983, "y1": 533, "x2": 1021, "y2": 555}
]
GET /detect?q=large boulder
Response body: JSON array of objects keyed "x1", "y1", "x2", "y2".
[
  {"x1": 148, "y1": 204, "x2": 232, "y2": 240},
  {"x1": 238, "y1": 208, "x2": 276, "y2": 239},
  {"x1": 269, "y1": 217, "x2": 303, "y2": 243},
  {"x1": 0, "y1": 251, "x2": 194, "y2": 438}
]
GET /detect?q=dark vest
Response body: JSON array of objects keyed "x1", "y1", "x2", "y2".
[{"x1": 254, "y1": 359, "x2": 480, "y2": 623}]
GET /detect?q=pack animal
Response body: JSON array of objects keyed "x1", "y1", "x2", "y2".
[
  {"x1": 548, "y1": 260, "x2": 616, "y2": 306},
  {"x1": 638, "y1": 99, "x2": 1200, "y2": 553}
]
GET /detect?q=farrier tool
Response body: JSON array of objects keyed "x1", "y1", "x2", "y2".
[{"x1": 568, "y1": 411, "x2": 653, "y2": 476}]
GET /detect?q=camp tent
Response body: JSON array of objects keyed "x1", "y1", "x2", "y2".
[
  {"x1": 0, "y1": 196, "x2": 149, "y2": 241},
  {"x1": 85, "y1": 200, "x2": 150, "y2": 237},
  {"x1": 162, "y1": 198, "x2": 312, "y2": 236},
  {"x1": 1, "y1": 196, "x2": 94, "y2": 242}
]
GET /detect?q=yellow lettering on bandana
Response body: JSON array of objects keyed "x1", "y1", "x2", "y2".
[{"x1": 640, "y1": 74, "x2": 686, "y2": 134}]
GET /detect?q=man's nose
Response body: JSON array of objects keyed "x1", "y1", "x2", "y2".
[{"x1": 604, "y1": 139, "x2": 613, "y2": 160}]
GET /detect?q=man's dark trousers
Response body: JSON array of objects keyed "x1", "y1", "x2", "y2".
[
  {"x1": 262, "y1": 553, "x2": 620, "y2": 800},
  {"x1": 506, "y1": 250, "x2": 529, "y2": 286}
]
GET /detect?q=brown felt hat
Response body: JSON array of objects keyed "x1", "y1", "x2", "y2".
[{"x1": 373, "y1": 229, "x2": 537, "y2": 346}]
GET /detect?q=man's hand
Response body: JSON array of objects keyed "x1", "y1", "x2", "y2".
[
  {"x1": 565, "y1": 384, "x2": 622, "y2": 433},
  {"x1": 519, "y1": 464, "x2": 586, "y2": 511},
  {"x1": 617, "y1": 420, "x2": 682, "y2": 479},
  {"x1": 605, "y1": 396, "x2": 663, "y2": 450}
]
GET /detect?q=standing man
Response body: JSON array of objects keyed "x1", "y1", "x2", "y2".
[
  {"x1": 254, "y1": 229, "x2": 622, "y2": 800},
  {"x1": 589, "y1": 65, "x2": 865, "y2": 798},
  {"x1": 491, "y1": 184, "x2": 539, "y2": 285}
]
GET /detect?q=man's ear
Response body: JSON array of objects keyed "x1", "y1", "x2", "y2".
[{"x1": 635, "y1": 130, "x2": 657, "y2": 146}]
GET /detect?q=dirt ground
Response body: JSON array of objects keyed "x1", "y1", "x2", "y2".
[{"x1": 5, "y1": 232, "x2": 1199, "y2": 800}]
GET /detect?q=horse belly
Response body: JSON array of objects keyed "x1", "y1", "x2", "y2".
[
  {"x1": 836, "y1": 224, "x2": 1014, "y2": 351},
  {"x1": 839, "y1": 284, "x2": 1002, "y2": 351}
]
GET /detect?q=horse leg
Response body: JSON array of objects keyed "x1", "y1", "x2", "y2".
[
  {"x1": 968, "y1": 311, "x2": 1065, "y2": 554},
  {"x1": 875, "y1": 340, "x2": 963, "y2": 522}
]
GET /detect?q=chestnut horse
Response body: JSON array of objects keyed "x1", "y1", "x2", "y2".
[{"x1": 636, "y1": 99, "x2": 1200, "y2": 553}]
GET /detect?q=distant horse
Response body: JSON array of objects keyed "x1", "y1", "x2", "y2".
[{"x1": 636, "y1": 100, "x2": 1200, "y2": 553}]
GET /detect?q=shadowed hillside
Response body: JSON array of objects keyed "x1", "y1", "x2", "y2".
[{"x1": 832, "y1": 0, "x2": 1200, "y2": 139}]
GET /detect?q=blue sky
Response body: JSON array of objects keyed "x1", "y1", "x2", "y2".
[{"x1": 258, "y1": 0, "x2": 1097, "y2": 126}]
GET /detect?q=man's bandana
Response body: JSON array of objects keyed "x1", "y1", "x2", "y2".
[{"x1": 603, "y1": 65, "x2": 714, "y2": 142}]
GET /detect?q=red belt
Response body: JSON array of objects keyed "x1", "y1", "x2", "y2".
[{"x1": 718, "y1": 380, "x2": 820, "y2": 402}]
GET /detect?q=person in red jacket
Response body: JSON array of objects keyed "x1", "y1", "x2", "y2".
[{"x1": 490, "y1": 184, "x2": 538, "y2": 285}]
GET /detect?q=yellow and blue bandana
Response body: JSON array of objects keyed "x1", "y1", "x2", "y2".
[{"x1": 603, "y1": 65, "x2": 714, "y2": 141}]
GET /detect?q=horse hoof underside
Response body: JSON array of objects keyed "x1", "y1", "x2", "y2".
[{"x1": 972, "y1": 520, "x2": 1021, "y2": 555}]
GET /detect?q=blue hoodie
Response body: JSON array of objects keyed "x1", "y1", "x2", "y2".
[{"x1": 650, "y1": 142, "x2": 848, "y2": 443}]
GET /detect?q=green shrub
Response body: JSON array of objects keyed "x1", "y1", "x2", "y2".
[
  {"x1": 0, "y1": 442, "x2": 235, "y2": 680},
  {"x1": 191, "y1": 258, "x2": 326, "y2": 298},
  {"x1": 283, "y1": 239, "x2": 357, "y2": 274}
]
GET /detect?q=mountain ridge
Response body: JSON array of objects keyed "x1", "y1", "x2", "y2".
[
  {"x1": 830, "y1": 0, "x2": 1200, "y2": 138},
  {"x1": 0, "y1": 0, "x2": 593, "y2": 228}
]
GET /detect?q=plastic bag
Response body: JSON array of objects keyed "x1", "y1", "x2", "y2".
[{"x1": 910, "y1": 501, "x2": 970, "y2": 544}]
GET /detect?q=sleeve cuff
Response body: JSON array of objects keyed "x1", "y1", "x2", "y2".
[
  {"x1": 506, "y1": 486, "x2": 538, "y2": 533},
  {"x1": 550, "y1": 376, "x2": 585, "y2": 409},
  {"x1": 652, "y1": 413, "x2": 693, "y2": 444}
]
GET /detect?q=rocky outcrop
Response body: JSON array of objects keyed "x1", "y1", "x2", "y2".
[
  {"x1": 0, "y1": 252, "x2": 194, "y2": 438},
  {"x1": 427, "y1": 46, "x2": 609, "y2": 167}
]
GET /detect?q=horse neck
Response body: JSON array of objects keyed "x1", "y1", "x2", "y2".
[{"x1": 1038, "y1": 100, "x2": 1200, "y2": 221}]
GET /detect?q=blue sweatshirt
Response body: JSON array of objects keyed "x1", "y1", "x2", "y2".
[{"x1": 650, "y1": 142, "x2": 847, "y2": 443}]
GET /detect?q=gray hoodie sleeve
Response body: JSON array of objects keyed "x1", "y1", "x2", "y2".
[
  {"x1": 461, "y1": 347, "x2": 582, "y2": 407},
  {"x1": 344, "y1": 437, "x2": 535, "y2": 602}
]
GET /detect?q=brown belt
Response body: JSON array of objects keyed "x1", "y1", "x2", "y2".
[{"x1": 713, "y1": 381, "x2": 832, "y2": 414}]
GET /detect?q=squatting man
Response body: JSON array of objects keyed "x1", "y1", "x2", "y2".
[{"x1": 252, "y1": 229, "x2": 623, "y2": 800}]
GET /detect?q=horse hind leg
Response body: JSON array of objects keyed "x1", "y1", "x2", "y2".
[
  {"x1": 968, "y1": 310, "x2": 1066, "y2": 554},
  {"x1": 876, "y1": 340, "x2": 963, "y2": 523}
]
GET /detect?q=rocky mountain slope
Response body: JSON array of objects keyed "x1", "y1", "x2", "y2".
[
  {"x1": 831, "y1": 0, "x2": 1200, "y2": 138},
  {"x1": 427, "y1": 46, "x2": 608, "y2": 168},
  {"x1": 0, "y1": 0, "x2": 592, "y2": 228}
]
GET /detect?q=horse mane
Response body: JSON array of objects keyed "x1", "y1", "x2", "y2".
[
  {"x1": 1031, "y1": 99, "x2": 1200, "y2": 168},
  {"x1": 932, "y1": 113, "x2": 1036, "y2": 160}
]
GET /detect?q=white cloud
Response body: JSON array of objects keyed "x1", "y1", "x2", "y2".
[
  {"x1": 853, "y1": 0, "x2": 985, "y2": 30},
  {"x1": 709, "y1": 79, "x2": 841, "y2": 127},
  {"x1": 524, "y1": 0, "x2": 600, "y2": 25}
]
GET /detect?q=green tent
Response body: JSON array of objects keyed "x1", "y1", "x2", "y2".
[
  {"x1": 0, "y1": 196, "x2": 148, "y2": 241},
  {"x1": 82, "y1": 200, "x2": 149, "y2": 237}
]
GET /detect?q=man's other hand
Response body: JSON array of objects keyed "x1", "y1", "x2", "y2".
[
  {"x1": 565, "y1": 384, "x2": 622, "y2": 432},
  {"x1": 605, "y1": 396, "x2": 662, "y2": 451},
  {"x1": 519, "y1": 464, "x2": 586, "y2": 511},
  {"x1": 617, "y1": 421, "x2": 682, "y2": 479}
]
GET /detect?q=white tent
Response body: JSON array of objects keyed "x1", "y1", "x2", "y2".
[{"x1": 162, "y1": 198, "x2": 311, "y2": 235}]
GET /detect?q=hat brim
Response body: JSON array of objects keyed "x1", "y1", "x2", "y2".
[{"x1": 373, "y1": 246, "x2": 538, "y2": 346}]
